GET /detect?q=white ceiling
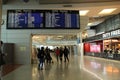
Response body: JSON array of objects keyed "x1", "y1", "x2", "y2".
[
  {"x1": 3, "y1": 0, "x2": 120, "y2": 18},
  {"x1": 3, "y1": 0, "x2": 120, "y2": 17},
  {"x1": 30, "y1": 0, "x2": 120, "y2": 45},
  {"x1": 3, "y1": 0, "x2": 120, "y2": 45},
  {"x1": 8, "y1": 0, "x2": 120, "y2": 23},
  {"x1": 38, "y1": 0, "x2": 120, "y2": 4}
]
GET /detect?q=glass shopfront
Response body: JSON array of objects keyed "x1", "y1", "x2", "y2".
[
  {"x1": 83, "y1": 29, "x2": 120, "y2": 60},
  {"x1": 103, "y1": 38, "x2": 120, "y2": 59},
  {"x1": 84, "y1": 40, "x2": 103, "y2": 57}
]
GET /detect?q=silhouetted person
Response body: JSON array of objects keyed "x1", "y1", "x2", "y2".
[
  {"x1": 104, "y1": 49, "x2": 108, "y2": 58},
  {"x1": 63, "y1": 46, "x2": 69, "y2": 62},
  {"x1": 59, "y1": 47, "x2": 64, "y2": 63},
  {"x1": 45, "y1": 47, "x2": 52, "y2": 64},
  {"x1": 0, "y1": 41, "x2": 5, "y2": 80},
  {"x1": 37, "y1": 47, "x2": 45, "y2": 70},
  {"x1": 114, "y1": 48, "x2": 118, "y2": 59}
]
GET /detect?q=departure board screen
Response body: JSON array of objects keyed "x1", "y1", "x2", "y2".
[{"x1": 7, "y1": 10, "x2": 80, "y2": 29}]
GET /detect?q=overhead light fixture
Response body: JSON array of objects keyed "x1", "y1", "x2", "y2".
[
  {"x1": 57, "y1": 35, "x2": 63, "y2": 38},
  {"x1": 33, "y1": 36, "x2": 39, "y2": 39},
  {"x1": 87, "y1": 23, "x2": 93, "y2": 26},
  {"x1": 99, "y1": 8, "x2": 117, "y2": 15},
  {"x1": 79, "y1": 10, "x2": 89, "y2": 16}
]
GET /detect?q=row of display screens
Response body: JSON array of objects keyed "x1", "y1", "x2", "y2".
[{"x1": 7, "y1": 10, "x2": 80, "y2": 29}]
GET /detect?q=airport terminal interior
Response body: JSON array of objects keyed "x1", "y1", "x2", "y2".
[{"x1": 1, "y1": 0, "x2": 120, "y2": 80}]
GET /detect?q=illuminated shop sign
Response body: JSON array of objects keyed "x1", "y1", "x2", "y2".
[{"x1": 103, "y1": 29, "x2": 120, "y2": 38}]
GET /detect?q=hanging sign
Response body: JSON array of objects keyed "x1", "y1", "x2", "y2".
[{"x1": 103, "y1": 29, "x2": 120, "y2": 38}]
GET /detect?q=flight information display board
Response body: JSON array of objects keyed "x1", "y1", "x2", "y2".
[{"x1": 7, "y1": 10, "x2": 80, "y2": 29}]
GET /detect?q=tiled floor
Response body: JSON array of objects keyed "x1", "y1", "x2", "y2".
[
  {"x1": 2, "y1": 55, "x2": 120, "y2": 80},
  {"x1": 2, "y1": 64, "x2": 22, "y2": 76}
]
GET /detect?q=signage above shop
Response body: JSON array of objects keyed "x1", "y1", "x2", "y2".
[{"x1": 103, "y1": 29, "x2": 120, "y2": 38}]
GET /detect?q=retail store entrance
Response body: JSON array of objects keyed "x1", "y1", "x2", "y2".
[{"x1": 103, "y1": 37, "x2": 120, "y2": 59}]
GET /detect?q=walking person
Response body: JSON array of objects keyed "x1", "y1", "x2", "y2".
[
  {"x1": 45, "y1": 47, "x2": 51, "y2": 64},
  {"x1": 0, "y1": 41, "x2": 6, "y2": 80},
  {"x1": 55, "y1": 47, "x2": 60, "y2": 62},
  {"x1": 63, "y1": 46, "x2": 69, "y2": 62},
  {"x1": 59, "y1": 47, "x2": 63, "y2": 63},
  {"x1": 37, "y1": 47, "x2": 45, "y2": 70}
]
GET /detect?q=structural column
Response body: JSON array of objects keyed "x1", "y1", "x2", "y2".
[
  {"x1": 78, "y1": 16, "x2": 89, "y2": 67},
  {"x1": 79, "y1": 16, "x2": 89, "y2": 56},
  {"x1": 0, "y1": 0, "x2": 2, "y2": 39},
  {"x1": 0, "y1": 0, "x2": 2, "y2": 79}
]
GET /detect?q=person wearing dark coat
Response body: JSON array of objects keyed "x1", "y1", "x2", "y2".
[
  {"x1": 0, "y1": 41, "x2": 5, "y2": 80},
  {"x1": 45, "y1": 47, "x2": 52, "y2": 64},
  {"x1": 37, "y1": 47, "x2": 45, "y2": 70},
  {"x1": 59, "y1": 47, "x2": 64, "y2": 63},
  {"x1": 63, "y1": 46, "x2": 69, "y2": 62}
]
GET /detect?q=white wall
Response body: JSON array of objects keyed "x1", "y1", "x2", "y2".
[
  {"x1": 1, "y1": 1, "x2": 88, "y2": 64},
  {"x1": 86, "y1": 29, "x2": 96, "y2": 37}
]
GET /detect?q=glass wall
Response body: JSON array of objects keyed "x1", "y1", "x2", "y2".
[{"x1": 103, "y1": 38, "x2": 120, "y2": 59}]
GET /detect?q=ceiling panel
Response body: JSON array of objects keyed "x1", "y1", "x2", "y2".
[
  {"x1": 2, "y1": 0, "x2": 120, "y2": 29},
  {"x1": 38, "y1": 0, "x2": 120, "y2": 4}
]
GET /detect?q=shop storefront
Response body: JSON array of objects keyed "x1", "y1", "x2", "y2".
[
  {"x1": 102, "y1": 29, "x2": 120, "y2": 59},
  {"x1": 83, "y1": 29, "x2": 120, "y2": 60},
  {"x1": 84, "y1": 41, "x2": 103, "y2": 57},
  {"x1": 83, "y1": 13, "x2": 120, "y2": 60},
  {"x1": 83, "y1": 34, "x2": 103, "y2": 57}
]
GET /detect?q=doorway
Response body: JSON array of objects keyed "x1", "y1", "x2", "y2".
[{"x1": 31, "y1": 34, "x2": 78, "y2": 64}]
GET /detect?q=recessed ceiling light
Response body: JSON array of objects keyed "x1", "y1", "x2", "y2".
[
  {"x1": 99, "y1": 8, "x2": 117, "y2": 15},
  {"x1": 79, "y1": 10, "x2": 89, "y2": 16},
  {"x1": 87, "y1": 23, "x2": 93, "y2": 26},
  {"x1": 33, "y1": 36, "x2": 39, "y2": 39}
]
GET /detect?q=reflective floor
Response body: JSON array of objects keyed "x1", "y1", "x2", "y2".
[{"x1": 2, "y1": 55, "x2": 120, "y2": 80}]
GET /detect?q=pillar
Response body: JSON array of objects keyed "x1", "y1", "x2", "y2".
[{"x1": 0, "y1": 0, "x2": 2, "y2": 40}]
